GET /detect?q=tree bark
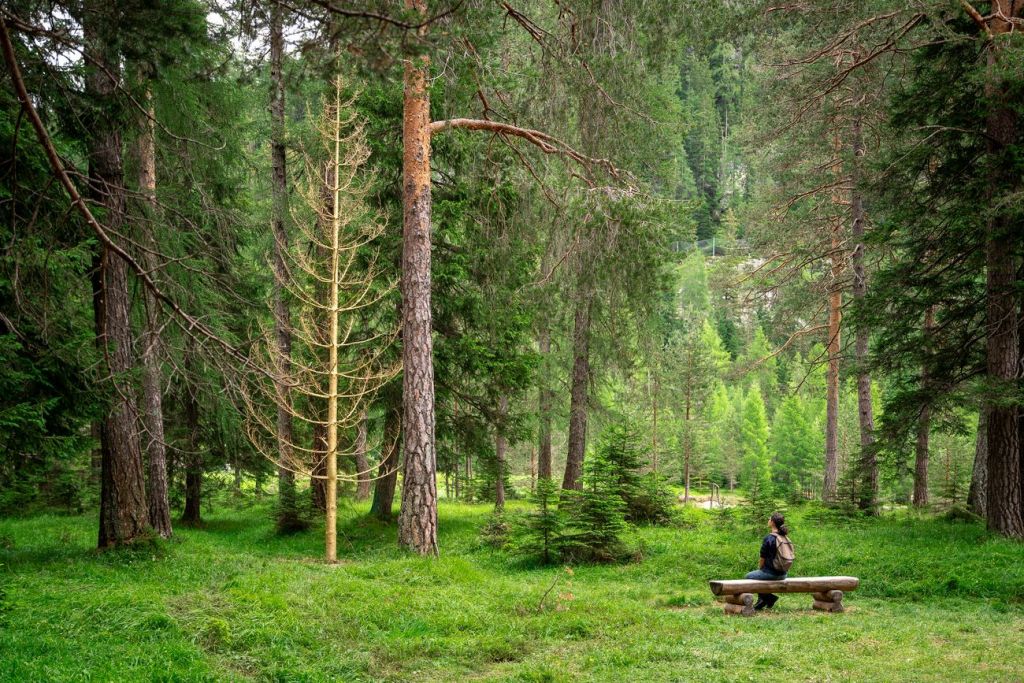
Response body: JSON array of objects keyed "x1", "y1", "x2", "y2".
[
  {"x1": 397, "y1": 10, "x2": 439, "y2": 553},
  {"x1": 850, "y1": 112, "x2": 877, "y2": 515},
  {"x1": 968, "y1": 407, "x2": 989, "y2": 517},
  {"x1": 495, "y1": 395, "x2": 508, "y2": 512},
  {"x1": 135, "y1": 85, "x2": 172, "y2": 539},
  {"x1": 983, "y1": 2, "x2": 1024, "y2": 538},
  {"x1": 562, "y1": 282, "x2": 593, "y2": 491},
  {"x1": 370, "y1": 396, "x2": 402, "y2": 521},
  {"x1": 85, "y1": 3, "x2": 150, "y2": 548},
  {"x1": 269, "y1": 2, "x2": 300, "y2": 530}
]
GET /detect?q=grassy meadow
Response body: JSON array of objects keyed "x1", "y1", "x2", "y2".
[{"x1": 2, "y1": 498, "x2": 1023, "y2": 682}]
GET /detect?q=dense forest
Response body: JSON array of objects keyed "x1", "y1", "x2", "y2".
[{"x1": 1, "y1": 0, "x2": 1023, "y2": 680}]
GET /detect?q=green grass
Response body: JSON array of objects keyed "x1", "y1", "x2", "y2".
[{"x1": 1, "y1": 500, "x2": 1023, "y2": 682}]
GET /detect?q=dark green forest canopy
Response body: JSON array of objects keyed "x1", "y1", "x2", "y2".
[{"x1": 0, "y1": 0, "x2": 1021, "y2": 553}]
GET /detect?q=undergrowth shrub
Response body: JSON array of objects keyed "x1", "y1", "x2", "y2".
[
  {"x1": 560, "y1": 438, "x2": 630, "y2": 563},
  {"x1": 480, "y1": 512, "x2": 512, "y2": 548},
  {"x1": 512, "y1": 477, "x2": 564, "y2": 564}
]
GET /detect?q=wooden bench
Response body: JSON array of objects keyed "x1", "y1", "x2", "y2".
[{"x1": 709, "y1": 576, "x2": 859, "y2": 616}]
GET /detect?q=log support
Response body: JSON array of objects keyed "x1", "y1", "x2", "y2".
[{"x1": 720, "y1": 592, "x2": 755, "y2": 616}]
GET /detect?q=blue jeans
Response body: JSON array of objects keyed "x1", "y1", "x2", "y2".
[{"x1": 745, "y1": 568, "x2": 787, "y2": 603}]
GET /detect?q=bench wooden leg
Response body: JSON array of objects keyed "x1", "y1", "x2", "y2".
[
  {"x1": 812, "y1": 590, "x2": 844, "y2": 612},
  {"x1": 722, "y1": 593, "x2": 755, "y2": 616}
]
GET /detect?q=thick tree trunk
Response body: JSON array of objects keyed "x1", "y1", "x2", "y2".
[
  {"x1": 180, "y1": 387, "x2": 203, "y2": 525},
  {"x1": 269, "y1": 3, "x2": 300, "y2": 530},
  {"x1": 354, "y1": 407, "x2": 371, "y2": 501},
  {"x1": 136, "y1": 86, "x2": 172, "y2": 539},
  {"x1": 983, "y1": 4, "x2": 1024, "y2": 538},
  {"x1": 562, "y1": 282, "x2": 593, "y2": 491},
  {"x1": 968, "y1": 407, "x2": 989, "y2": 517},
  {"x1": 850, "y1": 113, "x2": 877, "y2": 515},
  {"x1": 85, "y1": 4, "x2": 150, "y2": 548},
  {"x1": 371, "y1": 395, "x2": 402, "y2": 520},
  {"x1": 537, "y1": 325, "x2": 553, "y2": 480},
  {"x1": 495, "y1": 395, "x2": 508, "y2": 512},
  {"x1": 397, "y1": 20, "x2": 439, "y2": 553}
]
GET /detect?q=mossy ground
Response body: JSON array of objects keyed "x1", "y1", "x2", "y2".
[{"x1": 1, "y1": 498, "x2": 1022, "y2": 681}]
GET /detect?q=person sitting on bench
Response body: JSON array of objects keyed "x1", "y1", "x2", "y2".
[{"x1": 744, "y1": 511, "x2": 792, "y2": 611}]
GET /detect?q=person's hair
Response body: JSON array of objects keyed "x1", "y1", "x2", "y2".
[{"x1": 771, "y1": 511, "x2": 789, "y2": 536}]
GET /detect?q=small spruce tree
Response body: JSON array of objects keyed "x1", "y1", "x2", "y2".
[{"x1": 514, "y1": 477, "x2": 564, "y2": 564}]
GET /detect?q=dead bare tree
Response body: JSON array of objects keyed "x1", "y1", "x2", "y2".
[{"x1": 244, "y1": 76, "x2": 398, "y2": 563}]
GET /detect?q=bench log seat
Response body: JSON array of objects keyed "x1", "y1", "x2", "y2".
[{"x1": 708, "y1": 576, "x2": 859, "y2": 616}]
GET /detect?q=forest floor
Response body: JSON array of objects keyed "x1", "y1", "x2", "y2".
[{"x1": 2, "y1": 498, "x2": 1023, "y2": 682}]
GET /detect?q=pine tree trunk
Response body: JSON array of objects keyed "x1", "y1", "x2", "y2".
[
  {"x1": 683, "y1": 396, "x2": 691, "y2": 503},
  {"x1": 181, "y1": 387, "x2": 203, "y2": 525},
  {"x1": 652, "y1": 374, "x2": 659, "y2": 473},
  {"x1": 850, "y1": 112, "x2": 877, "y2": 515},
  {"x1": 269, "y1": 2, "x2": 299, "y2": 530},
  {"x1": 913, "y1": 404, "x2": 930, "y2": 508},
  {"x1": 562, "y1": 282, "x2": 592, "y2": 491},
  {"x1": 823, "y1": 252, "x2": 842, "y2": 504},
  {"x1": 370, "y1": 395, "x2": 402, "y2": 520},
  {"x1": 397, "y1": 14, "x2": 439, "y2": 553},
  {"x1": 495, "y1": 395, "x2": 508, "y2": 512},
  {"x1": 914, "y1": 307, "x2": 935, "y2": 508},
  {"x1": 354, "y1": 407, "x2": 371, "y2": 501},
  {"x1": 983, "y1": 3, "x2": 1024, "y2": 538},
  {"x1": 86, "y1": 3, "x2": 150, "y2": 548},
  {"x1": 537, "y1": 325, "x2": 553, "y2": 480},
  {"x1": 968, "y1": 407, "x2": 989, "y2": 517},
  {"x1": 136, "y1": 86, "x2": 172, "y2": 539}
]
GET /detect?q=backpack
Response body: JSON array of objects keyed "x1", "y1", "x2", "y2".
[{"x1": 772, "y1": 533, "x2": 795, "y2": 572}]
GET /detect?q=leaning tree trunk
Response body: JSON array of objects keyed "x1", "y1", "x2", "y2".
[
  {"x1": 562, "y1": 282, "x2": 593, "y2": 491},
  {"x1": 850, "y1": 111, "x2": 877, "y2": 515},
  {"x1": 968, "y1": 407, "x2": 989, "y2": 517},
  {"x1": 397, "y1": 11, "x2": 439, "y2": 553},
  {"x1": 85, "y1": 3, "x2": 150, "y2": 548},
  {"x1": 495, "y1": 395, "x2": 508, "y2": 512},
  {"x1": 135, "y1": 85, "x2": 172, "y2": 539},
  {"x1": 371, "y1": 394, "x2": 402, "y2": 520},
  {"x1": 269, "y1": 2, "x2": 300, "y2": 531},
  {"x1": 983, "y1": 2, "x2": 1024, "y2": 538}
]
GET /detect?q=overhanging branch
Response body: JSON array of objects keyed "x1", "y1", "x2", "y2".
[{"x1": 430, "y1": 117, "x2": 621, "y2": 182}]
